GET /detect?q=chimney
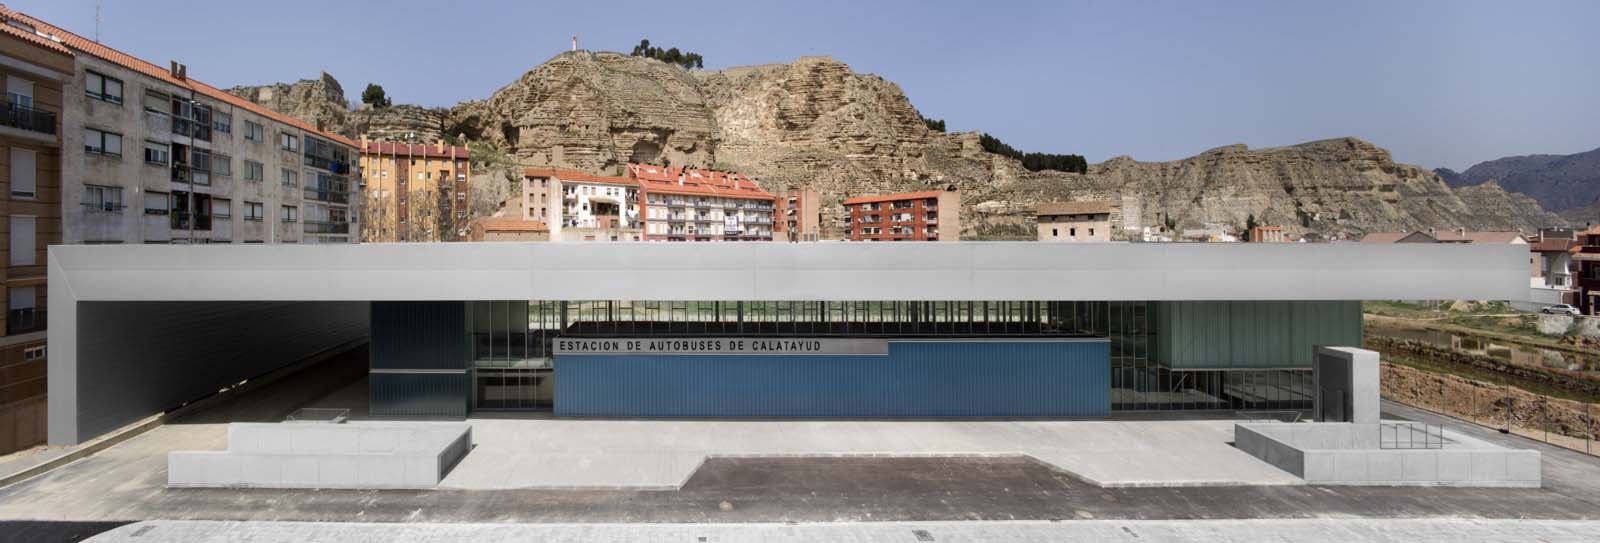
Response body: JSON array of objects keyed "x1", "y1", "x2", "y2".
[
  {"x1": 1457, "y1": 227, "x2": 1466, "y2": 237},
  {"x1": 169, "y1": 61, "x2": 185, "y2": 80},
  {"x1": 1427, "y1": 227, "x2": 1436, "y2": 236},
  {"x1": 436, "y1": 140, "x2": 444, "y2": 154}
]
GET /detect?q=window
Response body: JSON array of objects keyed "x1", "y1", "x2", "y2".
[
  {"x1": 244, "y1": 120, "x2": 264, "y2": 141},
  {"x1": 1089, "y1": 228, "x2": 1095, "y2": 236},
  {"x1": 84, "y1": 70, "x2": 123, "y2": 104},
  {"x1": 1069, "y1": 228, "x2": 1077, "y2": 236},
  {"x1": 280, "y1": 132, "x2": 298, "y2": 152},
  {"x1": 213, "y1": 153, "x2": 231, "y2": 177},
  {"x1": 8, "y1": 216, "x2": 33, "y2": 265},
  {"x1": 83, "y1": 184, "x2": 124, "y2": 212},
  {"x1": 212, "y1": 198, "x2": 231, "y2": 218},
  {"x1": 142, "y1": 90, "x2": 168, "y2": 114},
  {"x1": 8, "y1": 286, "x2": 36, "y2": 333},
  {"x1": 84, "y1": 128, "x2": 123, "y2": 157},
  {"x1": 144, "y1": 141, "x2": 169, "y2": 165},
  {"x1": 1052, "y1": 228, "x2": 1058, "y2": 237},
  {"x1": 22, "y1": 345, "x2": 44, "y2": 360},
  {"x1": 244, "y1": 201, "x2": 264, "y2": 221},
  {"x1": 213, "y1": 111, "x2": 232, "y2": 134},
  {"x1": 9, "y1": 148, "x2": 35, "y2": 198},
  {"x1": 144, "y1": 191, "x2": 169, "y2": 215},
  {"x1": 244, "y1": 160, "x2": 264, "y2": 181},
  {"x1": 280, "y1": 205, "x2": 298, "y2": 222},
  {"x1": 5, "y1": 75, "x2": 33, "y2": 108},
  {"x1": 281, "y1": 168, "x2": 298, "y2": 187}
]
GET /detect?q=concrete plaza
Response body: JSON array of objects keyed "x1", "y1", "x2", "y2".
[{"x1": 443, "y1": 416, "x2": 1303, "y2": 489}]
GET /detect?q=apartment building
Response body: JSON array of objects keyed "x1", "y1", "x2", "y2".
[
  {"x1": 629, "y1": 163, "x2": 775, "y2": 241},
  {"x1": 843, "y1": 188, "x2": 959, "y2": 242},
  {"x1": 359, "y1": 137, "x2": 470, "y2": 242},
  {"x1": 0, "y1": 8, "x2": 359, "y2": 246},
  {"x1": 0, "y1": 20, "x2": 69, "y2": 455},
  {"x1": 773, "y1": 186, "x2": 821, "y2": 242},
  {"x1": 1035, "y1": 201, "x2": 1112, "y2": 242},
  {"x1": 523, "y1": 168, "x2": 642, "y2": 242}
]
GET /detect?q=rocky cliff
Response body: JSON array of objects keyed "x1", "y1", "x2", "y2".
[
  {"x1": 226, "y1": 72, "x2": 350, "y2": 134},
  {"x1": 234, "y1": 53, "x2": 1567, "y2": 239},
  {"x1": 445, "y1": 51, "x2": 1563, "y2": 238},
  {"x1": 228, "y1": 74, "x2": 450, "y2": 142}
]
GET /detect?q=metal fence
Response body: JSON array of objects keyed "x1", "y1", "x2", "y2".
[
  {"x1": 1385, "y1": 385, "x2": 1598, "y2": 457},
  {"x1": 1379, "y1": 422, "x2": 1445, "y2": 449}
]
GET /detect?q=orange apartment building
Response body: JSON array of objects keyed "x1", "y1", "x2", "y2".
[
  {"x1": 843, "y1": 189, "x2": 960, "y2": 242},
  {"x1": 0, "y1": 22, "x2": 70, "y2": 454},
  {"x1": 773, "y1": 186, "x2": 821, "y2": 242},
  {"x1": 359, "y1": 137, "x2": 470, "y2": 242},
  {"x1": 629, "y1": 163, "x2": 775, "y2": 241}
]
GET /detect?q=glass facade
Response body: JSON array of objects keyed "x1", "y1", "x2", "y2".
[{"x1": 465, "y1": 300, "x2": 1324, "y2": 413}]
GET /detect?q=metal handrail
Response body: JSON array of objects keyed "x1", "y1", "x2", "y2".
[{"x1": 1379, "y1": 422, "x2": 1445, "y2": 449}]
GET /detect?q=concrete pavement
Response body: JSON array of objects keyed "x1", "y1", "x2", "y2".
[
  {"x1": 81, "y1": 519, "x2": 1600, "y2": 543},
  {"x1": 443, "y1": 417, "x2": 1305, "y2": 489}
]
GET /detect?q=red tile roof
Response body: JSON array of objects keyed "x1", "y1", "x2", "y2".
[
  {"x1": 0, "y1": 6, "x2": 357, "y2": 148},
  {"x1": 362, "y1": 141, "x2": 469, "y2": 159},
  {"x1": 0, "y1": 17, "x2": 72, "y2": 56},
  {"x1": 626, "y1": 163, "x2": 773, "y2": 200},
  {"x1": 1531, "y1": 239, "x2": 1577, "y2": 253},
  {"x1": 843, "y1": 190, "x2": 948, "y2": 206},
  {"x1": 1434, "y1": 231, "x2": 1525, "y2": 244},
  {"x1": 524, "y1": 168, "x2": 637, "y2": 187}
]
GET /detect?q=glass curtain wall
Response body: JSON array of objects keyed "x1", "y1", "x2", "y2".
[{"x1": 465, "y1": 300, "x2": 1311, "y2": 412}]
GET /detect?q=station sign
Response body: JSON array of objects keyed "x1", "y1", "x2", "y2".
[{"x1": 554, "y1": 337, "x2": 889, "y2": 356}]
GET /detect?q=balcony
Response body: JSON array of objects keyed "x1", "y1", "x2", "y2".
[
  {"x1": 1, "y1": 101, "x2": 55, "y2": 135},
  {"x1": 304, "y1": 220, "x2": 350, "y2": 234},
  {"x1": 304, "y1": 187, "x2": 350, "y2": 204},
  {"x1": 7, "y1": 308, "x2": 44, "y2": 335}
]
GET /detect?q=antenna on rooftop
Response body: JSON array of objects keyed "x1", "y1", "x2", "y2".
[{"x1": 94, "y1": 2, "x2": 102, "y2": 43}]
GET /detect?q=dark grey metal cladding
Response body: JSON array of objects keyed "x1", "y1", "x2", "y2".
[
  {"x1": 72, "y1": 301, "x2": 368, "y2": 441},
  {"x1": 370, "y1": 301, "x2": 469, "y2": 417}
]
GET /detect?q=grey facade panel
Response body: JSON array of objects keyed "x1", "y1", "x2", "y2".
[
  {"x1": 66, "y1": 301, "x2": 368, "y2": 443},
  {"x1": 48, "y1": 242, "x2": 1527, "y2": 303}
]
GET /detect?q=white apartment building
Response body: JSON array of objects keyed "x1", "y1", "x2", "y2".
[{"x1": 3, "y1": 8, "x2": 358, "y2": 245}]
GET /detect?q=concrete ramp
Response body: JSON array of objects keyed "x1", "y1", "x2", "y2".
[{"x1": 168, "y1": 422, "x2": 472, "y2": 489}]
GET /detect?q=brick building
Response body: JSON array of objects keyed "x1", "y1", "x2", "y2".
[
  {"x1": 843, "y1": 189, "x2": 959, "y2": 242},
  {"x1": 359, "y1": 137, "x2": 470, "y2": 242}
]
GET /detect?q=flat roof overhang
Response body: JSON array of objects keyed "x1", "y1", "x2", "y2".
[{"x1": 48, "y1": 241, "x2": 1527, "y2": 303}]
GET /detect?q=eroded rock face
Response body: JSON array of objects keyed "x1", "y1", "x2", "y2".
[
  {"x1": 449, "y1": 52, "x2": 1564, "y2": 238},
  {"x1": 226, "y1": 72, "x2": 349, "y2": 134},
  {"x1": 235, "y1": 56, "x2": 1566, "y2": 239},
  {"x1": 348, "y1": 104, "x2": 448, "y2": 143}
]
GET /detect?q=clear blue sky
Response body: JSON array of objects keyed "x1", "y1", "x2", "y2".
[{"x1": 16, "y1": 0, "x2": 1599, "y2": 170}]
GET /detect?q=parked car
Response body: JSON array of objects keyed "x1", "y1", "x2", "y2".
[{"x1": 1540, "y1": 304, "x2": 1581, "y2": 316}]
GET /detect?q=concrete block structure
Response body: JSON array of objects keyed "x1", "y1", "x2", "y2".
[
  {"x1": 46, "y1": 242, "x2": 1527, "y2": 445},
  {"x1": 1313, "y1": 346, "x2": 1380, "y2": 423},
  {"x1": 168, "y1": 422, "x2": 472, "y2": 489},
  {"x1": 1235, "y1": 422, "x2": 1541, "y2": 487}
]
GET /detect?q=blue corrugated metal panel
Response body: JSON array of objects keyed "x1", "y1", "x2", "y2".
[
  {"x1": 555, "y1": 340, "x2": 1109, "y2": 417},
  {"x1": 370, "y1": 373, "x2": 469, "y2": 418}
]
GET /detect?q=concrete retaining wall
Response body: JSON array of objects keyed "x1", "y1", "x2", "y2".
[
  {"x1": 1235, "y1": 423, "x2": 1540, "y2": 487},
  {"x1": 168, "y1": 422, "x2": 471, "y2": 489}
]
